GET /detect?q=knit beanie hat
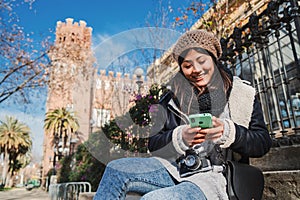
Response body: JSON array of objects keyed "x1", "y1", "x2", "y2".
[{"x1": 172, "y1": 29, "x2": 222, "y2": 63}]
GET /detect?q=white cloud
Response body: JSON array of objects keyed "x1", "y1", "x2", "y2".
[
  {"x1": 91, "y1": 27, "x2": 181, "y2": 72},
  {"x1": 92, "y1": 32, "x2": 129, "y2": 71}
]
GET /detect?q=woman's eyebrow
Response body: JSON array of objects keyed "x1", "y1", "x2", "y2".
[
  {"x1": 195, "y1": 55, "x2": 204, "y2": 60},
  {"x1": 183, "y1": 55, "x2": 203, "y2": 63},
  {"x1": 182, "y1": 59, "x2": 193, "y2": 63}
]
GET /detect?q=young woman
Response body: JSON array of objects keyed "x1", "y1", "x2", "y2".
[{"x1": 93, "y1": 29, "x2": 272, "y2": 200}]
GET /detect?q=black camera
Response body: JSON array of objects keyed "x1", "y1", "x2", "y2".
[{"x1": 177, "y1": 145, "x2": 212, "y2": 177}]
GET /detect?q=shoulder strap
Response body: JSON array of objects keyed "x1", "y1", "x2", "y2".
[{"x1": 225, "y1": 148, "x2": 233, "y2": 162}]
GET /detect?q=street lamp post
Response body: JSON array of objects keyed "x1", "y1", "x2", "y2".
[
  {"x1": 133, "y1": 67, "x2": 144, "y2": 155},
  {"x1": 134, "y1": 67, "x2": 144, "y2": 95},
  {"x1": 70, "y1": 138, "x2": 79, "y2": 155}
]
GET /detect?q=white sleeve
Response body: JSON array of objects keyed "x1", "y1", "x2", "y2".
[
  {"x1": 172, "y1": 125, "x2": 190, "y2": 154},
  {"x1": 214, "y1": 119, "x2": 236, "y2": 148}
]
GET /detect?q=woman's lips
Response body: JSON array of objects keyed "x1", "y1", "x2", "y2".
[{"x1": 192, "y1": 73, "x2": 205, "y2": 81}]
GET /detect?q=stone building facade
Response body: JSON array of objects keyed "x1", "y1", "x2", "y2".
[
  {"x1": 42, "y1": 18, "x2": 148, "y2": 184},
  {"x1": 91, "y1": 69, "x2": 147, "y2": 132},
  {"x1": 42, "y1": 18, "x2": 95, "y2": 183}
]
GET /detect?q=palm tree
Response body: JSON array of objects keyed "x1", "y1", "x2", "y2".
[
  {"x1": 8, "y1": 134, "x2": 32, "y2": 175},
  {"x1": 0, "y1": 116, "x2": 32, "y2": 187},
  {"x1": 44, "y1": 107, "x2": 79, "y2": 167}
]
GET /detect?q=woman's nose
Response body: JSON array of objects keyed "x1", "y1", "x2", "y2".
[{"x1": 193, "y1": 63, "x2": 202, "y2": 72}]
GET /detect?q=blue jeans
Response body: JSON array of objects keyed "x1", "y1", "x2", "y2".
[{"x1": 93, "y1": 157, "x2": 207, "y2": 200}]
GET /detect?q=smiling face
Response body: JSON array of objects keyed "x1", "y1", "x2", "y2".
[{"x1": 180, "y1": 48, "x2": 215, "y2": 88}]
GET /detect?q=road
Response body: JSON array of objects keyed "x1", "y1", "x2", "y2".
[{"x1": 0, "y1": 187, "x2": 51, "y2": 200}]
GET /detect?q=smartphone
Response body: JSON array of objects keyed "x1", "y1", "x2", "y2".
[{"x1": 189, "y1": 113, "x2": 213, "y2": 128}]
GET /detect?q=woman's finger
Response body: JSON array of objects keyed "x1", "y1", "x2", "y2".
[
  {"x1": 212, "y1": 116, "x2": 223, "y2": 127},
  {"x1": 191, "y1": 138, "x2": 206, "y2": 146},
  {"x1": 193, "y1": 133, "x2": 206, "y2": 139},
  {"x1": 182, "y1": 126, "x2": 202, "y2": 146},
  {"x1": 205, "y1": 132, "x2": 223, "y2": 140}
]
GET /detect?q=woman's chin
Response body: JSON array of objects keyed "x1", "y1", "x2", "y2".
[{"x1": 194, "y1": 81, "x2": 208, "y2": 88}]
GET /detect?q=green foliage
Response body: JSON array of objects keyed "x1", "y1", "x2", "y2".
[
  {"x1": 0, "y1": 186, "x2": 12, "y2": 191},
  {"x1": 57, "y1": 155, "x2": 72, "y2": 183},
  {"x1": 0, "y1": 116, "x2": 32, "y2": 184},
  {"x1": 101, "y1": 83, "x2": 167, "y2": 155},
  {"x1": 127, "y1": 84, "x2": 167, "y2": 153},
  {"x1": 57, "y1": 84, "x2": 167, "y2": 190},
  {"x1": 58, "y1": 143, "x2": 106, "y2": 191},
  {"x1": 129, "y1": 84, "x2": 164, "y2": 126},
  {"x1": 0, "y1": 116, "x2": 32, "y2": 151},
  {"x1": 46, "y1": 168, "x2": 56, "y2": 177},
  {"x1": 44, "y1": 107, "x2": 79, "y2": 173},
  {"x1": 44, "y1": 107, "x2": 79, "y2": 140},
  {"x1": 84, "y1": 130, "x2": 111, "y2": 160}
]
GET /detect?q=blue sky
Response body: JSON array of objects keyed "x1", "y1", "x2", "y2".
[
  {"x1": 15, "y1": 0, "x2": 196, "y2": 75},
  {"x1": 16, "y1": 0, "x2": 156, "y2": 35},
  {"x1": 1, "y1": 0, "x2": 208, "y2": 162},
  {"x1": 15, "y1": 0, "x2": 190, "y2": 38}
]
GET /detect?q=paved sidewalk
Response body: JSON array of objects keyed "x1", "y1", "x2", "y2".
[{"x1": 0, "y1": 187, "x2": 50, "y2": 200}]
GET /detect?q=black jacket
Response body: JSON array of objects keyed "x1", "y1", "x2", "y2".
[{"x1": 148, "y1": 79, "x2": 272, "y2": 164}]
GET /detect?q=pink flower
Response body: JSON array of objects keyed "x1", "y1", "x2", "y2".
[
  {"x1": 136, "y1": 95, "x2": 142, "y2": 100},
  {"x1": 149, "y1": 105, "x2": 158, "y2": 113},
  {"x1": 81, "y1": 175, "x2": 86, "y2": 181}
]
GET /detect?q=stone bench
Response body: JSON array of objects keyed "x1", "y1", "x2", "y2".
[
  {"x1": 263, "y1": 170, "x2": 300, "y2": 200},
  {"x1": 251, "y1": 144, "x2": 300, "y2": 200}
]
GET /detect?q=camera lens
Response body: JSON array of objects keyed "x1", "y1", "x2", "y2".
[{"x1": 185, "y1": 155, "x2": 196, "y2": 167}]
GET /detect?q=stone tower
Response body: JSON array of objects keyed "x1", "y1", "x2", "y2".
[
  {"x1": 42, "y1": 18, "x2": 95, "y2": 182},
  {"x1": 47, "y1": 18, "x2": 94, "y2": 111}
]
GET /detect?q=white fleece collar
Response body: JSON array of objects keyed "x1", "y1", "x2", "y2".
[{"x1": 228, "y1": 77, "x2": 256, "y2": 128}]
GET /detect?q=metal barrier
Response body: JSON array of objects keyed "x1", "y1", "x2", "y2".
[
  {"x1": 49, "y1": 182, "x2": 91, "y2": 200},
  {"x1": 220, "y1": 0, "x2": 300, "y2": 146}
]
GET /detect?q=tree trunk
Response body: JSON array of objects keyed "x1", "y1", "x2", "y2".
[
  {"x1": 1, "y1": 150, "x2": 9, "y2": 187},
  {"x1": 5, "y1": 173, "x2": 12, "y2": 187}
]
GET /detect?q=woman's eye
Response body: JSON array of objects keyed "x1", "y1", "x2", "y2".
[
  {"x1": 197, "y1": 60, "x2": 205, "y2": 65},
  {"x1": 182, "y1": 64, "x2": 192, "y2": 69}
]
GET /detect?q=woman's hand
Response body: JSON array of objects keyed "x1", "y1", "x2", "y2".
[
  {"x1": 201, "y1": 116, "x2": 224, "y2": 141},
  {"x1": 182, "y1": 126, "x2": 205, "y2": 147},
  {"x1": 182, "y1": 116, "x2": 224, "y2": 147}
]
